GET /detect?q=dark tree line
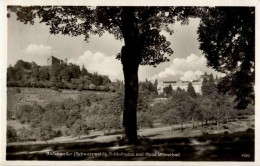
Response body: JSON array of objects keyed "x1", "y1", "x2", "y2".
[{"x1": 7, "y1": 60, "x2": 115, "y2": 91}]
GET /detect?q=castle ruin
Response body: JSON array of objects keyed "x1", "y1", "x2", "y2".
[{"x1": 47, "y1": 56, "x2": 67, "y2": 66}]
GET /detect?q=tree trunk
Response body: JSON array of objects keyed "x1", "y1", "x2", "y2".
[
  {"x1": 181, "y1": 121, "x2": 183, "y2": 132},
  {"x1": 192, "y1": 117, "x2": 194, "y2": 129},
  {"x1": 217, "y1": 109, "x2": 220, "y2": 130},
  {"x1": 122, "y1": 59, "x2": 139, "y2": 144},
  {"x1": 121, "y1": 7, "x2": 142, "y2": 144}
]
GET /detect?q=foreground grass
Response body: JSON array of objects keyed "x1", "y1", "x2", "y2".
[{"x1": 6, "y1": 130, "x2": 254, "y2": 161}]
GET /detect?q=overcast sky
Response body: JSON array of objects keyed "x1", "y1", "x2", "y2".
[{"x1": 8, "y1": 10, "x2": 224, "y2": 82}]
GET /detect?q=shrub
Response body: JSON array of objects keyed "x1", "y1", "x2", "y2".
[
  {"x1": 71, "y1": 120, "x2": 89, "y2": 139},
  {"x1": 224, "y1": 131, "x2": 229, "y2": 135},
  {"x1": 84, "y1": 85, "x2": 90, "y2": 90},
  {"x1": 17, "y1": 127, "x2": 34, "y2": 141},
  {"x1": 15, "y1": 104, "x2": 32, "y2": 123},
  {"x1": 15, "y1": 103, "x2": 44, "y2": 124},
  {"x1": 71, "y1": 85, "x2": 77, "y2": 90},
  {"x1": 89, "y1": 84, "x2": 96, "y2": 90},
  {"x1": 85, "y1": 115, "x2": 101, "y2": 131},
  {"x1": 202, "y1": 131, "x2": 209, "y2": 135},
  {"x1": 109, "y1": 86, "x2": 116, "y2": 92},
  {"x1": 7, "y1": 126, "x2": 18, "y2": 142},
  {"x1": 98, "y1": 86, "x2": 105, "y2": 91},
  {"x1": 77, "y1": 85, "x2": 84, "y2": 92},
  {"x1": 62, "y1": 98, "x2": 80, "y2": 110},
  {"x1": 15, "y1": 88, "x2": 21, "y2": 93},
  {"x1": 51, "y1": 86, "x2": 59, "y2": 91},
  {"x1": 104, "y1": 85, "x2": 110, "y2": 92},
  {"x1": 42, "y1": 109, "x2": 68, "y2": 127},
  {"x1": 137, "y1": 112, "x2": 153, "y2": 129},
  {"x1": 61, "y1": 126, "x2": 71, "y2": 136},
  {"x1": 246, "y1": 128, "x2": 254, "y2": 132},
  {"x1": 223, "y1": 125, "x2": 229, "y2": 129},
  {"x1": 66, "y1": 110, "x2": 82, "y2": 128},
  {"x1": 161, "y1": 109, "x2": 180, "y2": 126},
  {"x1": 55, "y1": 130, "x2": 62, "y2": 137},
  {"x1": 101, "y1": 114, "x2": 122, "y2": 135},
  {"x1": 77, "y1": 95, "x2": 91, "y2": 107},
  {"x1": 35, "y1": 124, "x2": 56, "y2": 141}
]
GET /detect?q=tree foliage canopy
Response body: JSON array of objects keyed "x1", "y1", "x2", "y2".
[
  {"x1": 198, "y1": 7, "x2": 255, "y2": 109},
  {"x1": 9, "y1": 6, "x2": 199, "y2": 67},
  {"x1": 187, "y1": 82, "x2": 197, "y2": 98}
]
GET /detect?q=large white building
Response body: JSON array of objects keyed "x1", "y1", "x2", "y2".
[{"x1": 157, "y1": 72, "x2": 218, "y2": 94}]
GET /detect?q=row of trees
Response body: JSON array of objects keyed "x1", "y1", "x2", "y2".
[
  {"x1": 7, "y1": 60, "x2": 117, "y2": 92},
  {"x1": 139, "y1": 79, "x2": 158, "y2": 96},
  {"x1": 157, "y1": 76, "x2": 254, "y2": 132}
]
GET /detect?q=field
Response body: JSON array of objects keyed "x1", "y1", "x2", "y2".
[{"x1": 6, "y1": 87, "x2": 255, "y2": 161}]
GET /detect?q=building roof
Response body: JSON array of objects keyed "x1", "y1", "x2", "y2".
[{"x1": 163, "y1": 81, "x2": 177, "y2": 83}]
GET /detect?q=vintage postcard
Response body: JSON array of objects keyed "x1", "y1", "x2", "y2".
[{"x1": 1, "y1": 0, "x2": 259, "y2": 166}]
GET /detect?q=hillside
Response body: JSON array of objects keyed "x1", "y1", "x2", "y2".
[{"x1": 7, "y1": 59, "x2": 122, "y2": 92}]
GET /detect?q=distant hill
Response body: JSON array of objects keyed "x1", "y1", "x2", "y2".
[{"x1": 7, "y1": 59, "x2": 122, "y2": 92}]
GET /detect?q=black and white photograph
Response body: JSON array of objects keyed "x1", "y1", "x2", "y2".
[{"x1": 1, "y1": 0, "x2": 259, "y2": 165}]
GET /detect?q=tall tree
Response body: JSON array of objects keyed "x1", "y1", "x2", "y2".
[
  {"x1": 39, "y1": 66, "x2": 50, "y2": 81},
  {"x1": 163, "y1": 84, "x2": 173, "y2": 97},
  {"x1": 201, "y1": 76, "x2": 217, "y2": 97},
  {"x1": 187, "y1": 82, "x2": 197, "y2": 98},
  {"x1": 211, "y1": 92, "x2": 231, "y2": 130},
  {"x1": 201, "y1": 77, "x2": 209, "y2": 96},
  {"x1": 68, "y1": 63, "x2": 81, "y2": 79},
  {"x1": 81, "y1": 65, "x2": 89, "y2": 76},
  {"x1": 7, "y1": 65, "x2": 15, "y2": 82},
  {"x1": 198, "y1": 7, "x2": 255, "y2": 109},
  {"x1": 10, "y1": 6, "x2": 198, "y2": 143},
  {"x1": 198, "y1": 97, "x2": 213, "y2": 126},
  {"x1": 60, "y1": 67, "x2": 70, "y2": 82},
  {"x1": 154, "y1": 79, "x2": 158, "y2": 94},
  {"x1": 31, "y1": 63, "x2": 40, "y2": 81},
  {"x1": 171, "y1": 90, "x2": 190, "y2": 132}
]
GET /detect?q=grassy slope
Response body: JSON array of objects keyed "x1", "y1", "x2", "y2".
[
  {"x1": 7, "y1": 87, "x2": 113, "y2": 128},
  {"x1": 6, "y1": 88, "x2": 255, "y2": 161},
  {"x1": 8, "y1": 87, "x2": 111, "y2": 108}
]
